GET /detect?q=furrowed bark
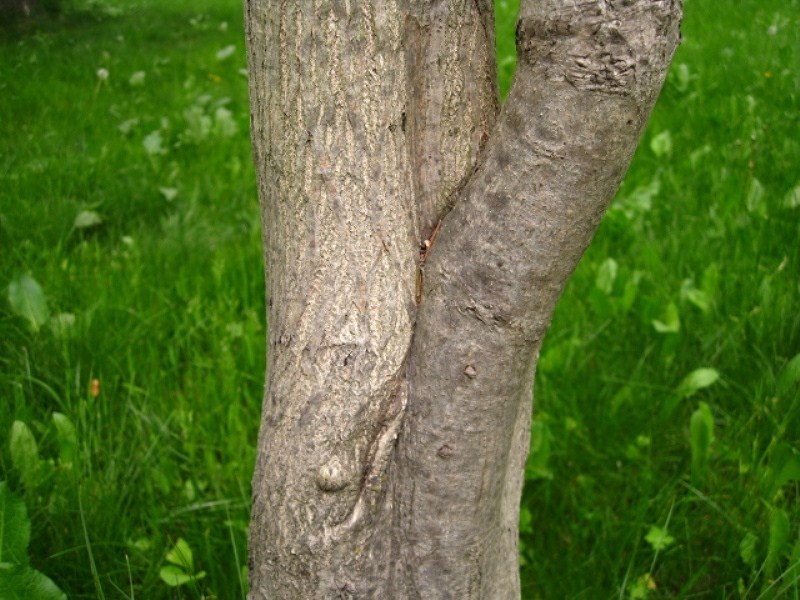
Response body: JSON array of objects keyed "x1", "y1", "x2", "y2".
[
  {"x1": 245, "y1": 1, "x2": 495, "y2": 597},
  {"x1": 245, "y1": 0, "x2": 682, "y2": 597},
  {"x1": 405, "y1": 0, "x2": 498, "y2": 236},
  {"x1": 245, "y1": 3, "x2": 417, "y2": 597}
]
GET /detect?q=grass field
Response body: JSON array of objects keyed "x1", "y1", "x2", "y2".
[{"x1": 1, "y1": 0, "x2": 798, "y2": 598}]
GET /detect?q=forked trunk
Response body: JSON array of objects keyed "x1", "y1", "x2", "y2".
[{"x1": 245, "y1": 1, "x2": 682, "y2": 597}]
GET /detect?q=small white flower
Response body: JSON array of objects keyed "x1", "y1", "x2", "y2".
[{"x1": 96, "y1": 68, "x2": 109, "y2": 81}]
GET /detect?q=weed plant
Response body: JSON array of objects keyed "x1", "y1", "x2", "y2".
[{"x1": 1, "y1": 0, "x2": 798, "y2": 598}]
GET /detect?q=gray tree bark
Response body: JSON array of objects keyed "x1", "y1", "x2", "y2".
[{"x1": 244, "y1": 1, "x2": 682, "y2": 598}]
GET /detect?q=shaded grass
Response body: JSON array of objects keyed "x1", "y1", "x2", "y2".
[{"x1": 1, "y1": 0, "x2": 798, "y2": 598}]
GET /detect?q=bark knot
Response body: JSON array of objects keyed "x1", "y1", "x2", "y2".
[
  {"x1": 462, "y1": 303, "x2": 510, "y2": 327},
  {"x1": 516, "y1": 7, "x2": 639, "y2": 94},
  {"x1": 437, "y1": 444, "x2": 454, "y2": 459},
  {"x1": 316, "y1": 457, "x2": 350, "y2": 492}
]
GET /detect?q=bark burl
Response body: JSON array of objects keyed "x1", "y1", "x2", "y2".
[{"x1": 244, "y1": 1, "x2": 682, "y2": 597}]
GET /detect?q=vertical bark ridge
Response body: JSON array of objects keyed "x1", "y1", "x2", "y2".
[
  {"x1": 246, "y1": 1, "x2": 419, "y2": 597},
  {"x1": 405, "y1": 0, "x2": 499, "y2": 240}
]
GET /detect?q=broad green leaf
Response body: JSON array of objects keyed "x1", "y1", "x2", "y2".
[
  {"x1": 690, "y1": 402, "x2": 715, "y2": 486},
  {"x1": 685, "y1": 288, "x2": 711, "y2": 313},
  {"x1": 681, "y1": 280, "x2": 712, "y2": 314},
  {"x1": 118, "y1": 118, "x2": 140, "y2": 134},
  {"x1": 182, "y1": 106, "x2": 212, "y2": 142},
  {"x1": 128, "y1": 537, "x2": 152, "y2": 553},
  {"x1": 652, "y1": 302, "x2": 680, "y2": 334},
  {"x1": 763, "y1": 443, "x2": 800, "y2": 498},
  {"x1": 214, "y1": 107, "x2": 238, "y2": 137},
  {"x1": 184, "y1": 480, "x2": 196, "y2": 502},
  {"x1": 0, "y1": 564, "x2": 67, "y2": 600},
  {"x1": 159, "y1": 565, "x2": 193, "y2": 587},
  {"x1": 661, "y1": 369, "x2": 719, "y2": 419},
  {"x1": 7, "y1": 275, "x2": 50, "y2": 331},
  {"x1": 595, "y1": 258, "x2": 618, "y2": 295},
  {"x1": 610, "y1": 386, "x2": 633, "y2": 415},
  {"x1": 739, "y1": 532, "x2": 758, "y2": 567},
  {"x1": 0, "y1": 482, "x2": 30, "y2": 565},
  {"x1": 73, "y1": 210, "x2": 103, "y2": 230},
  {"x1": 644, "y1": 525, "x2": 674, "y2": 551},
  {"x1": 775, "y1": 451, "x2": 800, "y2": 490},
  {"x1": 777, "y1": 353, "x2": 800, "y2": 395},
  {"x1": 128, "y1": 70, "x2": 146, "y2": 86},
  {"x1": 215, "y1": 44, "x2": 236, "y2": 61},
  {"x1": 765, "y1": 508, "x2": 790, "y2": 577},
  {"x1": 620, "y1": 271, "x2": 642, "y2": 314},
  {"x1": 746, "y1": 178, "x2": 766, "y2": 216},
  {"x1": 650, "y1": 130, "x2": 673, "y2": 157},
  {"x1": 159, "y1": 187, "x2": 178, "y2": 201},
  {"x1": 589, "y1": 287, "x2": 614, "y2": 320},
  {"x1": 165, "y1": 538, "x2": 194, "y2": 571},
  {"x1": 689, "y1": 144, "x2": 712, "y2": 167},
  {"x1": 143, "y1": 130, "x2": 165, "y2": 155},
  {"x1": 48, "y1": 313, "x2": 76, "y2": 338},
  {"x1": 784, "y1": 183, "x2": 800, "y2": 209},
  {"x1": 628, "y1": 573, "x2": 656, "y2": 599},
  {"x1": 676, "y1": 368, "x2": 720, "y2": 399},
  {"x1": 612, "y1": 178, "x2": 660, "y2": 222},
  {"x1": 10, "y1": 421, "x2": 41, "y2": 490},
  {"x1": 51, "y1": 413, "x2": 77, "y2": 468},
  {"x1": 671, "y1": 62, "x2": 691, "y2": 92}
]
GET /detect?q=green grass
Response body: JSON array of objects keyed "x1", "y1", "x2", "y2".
[
  {"x1": 1, "y1": 2, "x2": 260, "y2": 597},
  {"x1": 1, "y1": 0, "x2": 798, "y2": 598}
]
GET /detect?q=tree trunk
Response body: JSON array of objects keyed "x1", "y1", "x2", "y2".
[{"x1": 244, "y1": 1, "x2": 682, "y2": 598}]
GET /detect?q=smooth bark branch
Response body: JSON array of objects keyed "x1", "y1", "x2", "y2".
[
  {"x1": 245, "y1": 0, "x2": 682, "y2": 598},
  {"x1": 398, "y1": 2, "x2": 683, "y2": 597}
]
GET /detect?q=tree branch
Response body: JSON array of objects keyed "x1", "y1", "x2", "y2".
[{"x1": 394, "y1": 1, "x2": 683, "y2": 597}]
